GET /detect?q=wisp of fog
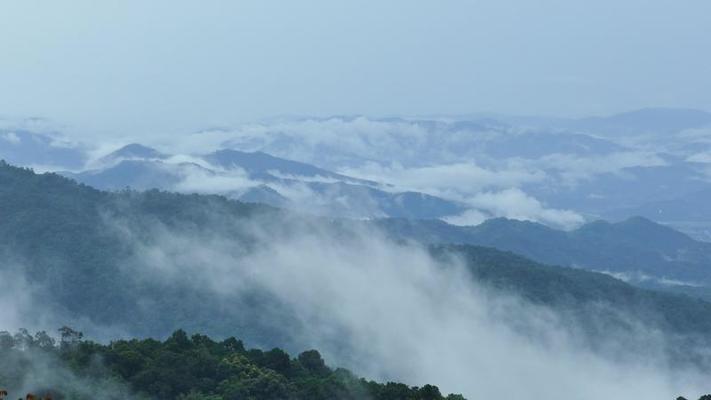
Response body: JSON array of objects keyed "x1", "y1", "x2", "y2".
[{"x1": 113, "y1": 212, "x2": 708, "y2": 399}]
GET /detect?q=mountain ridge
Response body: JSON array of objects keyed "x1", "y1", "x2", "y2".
[{"x1": 2, "y1": 160, "x2": 711, "y2": 358}]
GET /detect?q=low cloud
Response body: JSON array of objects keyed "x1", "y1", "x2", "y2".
[
  {"x1": 115, "y1": 215, "x2": 707, "y2": 399},
  {"x1": 7, "y1": 117, "x2": 701, "y2": 231},
  {"x1": 468, "y1": 188, "x2": 585, "y2": 229},
  {"x1": 441, "y1": 209, "x2": 490, "y2": 226},
  {"x1": 0, "y1": 268, "x2": 36, "y2": 333},
  {"x1": 687, "y1": 152, "x2": 711, "y2": 164},
  {"x1": 338, "y1": 163, "x2": 583, "y2": 228},
  {"x1": 172, "y1": 164, "x2": 256, "y2": 195},
  {"x1": 531, "y1": 151, "x2": 668, "y2": 185},
  {"x1": 0, "y1": 341, "x2": 138, "y2": 400},
  {"x1": 339, "y1": 161, "x2": 544, "y2": 194},
  {"x1": 1, "y1": 131, "x2": 21, "y2": 144}
]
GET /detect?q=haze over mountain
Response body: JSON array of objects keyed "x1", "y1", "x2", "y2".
[
  {"x1": 3, "y1": 2, "x2": 711, "y2": 398},
  {"x1": 4, "y1": 107, "x2": 711, "y2": 238},
  {"x1": 6, "y1": 110, "x2": 711, "y2": 398},
  {"x1": 1, "y1": 161, "x2": 710, "y2": 399},
  {"x1": 377, "y1": 216, "x2": 711, "y2": 298}
]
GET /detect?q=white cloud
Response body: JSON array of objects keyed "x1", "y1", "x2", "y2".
[
  {"x1": 340, "y1": 161, "x2": 544, "y2": 195},
  {"x1": 531, "y1": 151, "x2": 668, "y2": 185},
  {"x1": 119, "y1": 217, "x2": 707, "y2": 399},
  {"x1": 464, "y1": 188, "x2": 584, "y2": 229},
  {"x1": 442, "y1": 209, "x2": 489, "y2": 226},
  {"x1": 0, "y1": 268, "x2": 35, "y2": 332},
  {"x1": 339, "y1": 163, "x2": 583, "y2": 229},
  {"x1": 1, "y1": 131, "x2": 21, "y2": 144},
  {"x1": 173, "y1": 165, "x2": 256, "y2": 194},
  {"x1": 687, "y1": 152, "x2": 711, "y2": 163}
]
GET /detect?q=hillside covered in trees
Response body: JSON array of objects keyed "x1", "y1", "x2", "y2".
[
  {"x1": 0, "y1": 328, "x2": 465, "y2": 400},
  {"x1": 2, "y1": 161, "x2": 711, "y2": 365},
  {"x1": 374, "y1": 216, "x2": 711, "y2": 298}
]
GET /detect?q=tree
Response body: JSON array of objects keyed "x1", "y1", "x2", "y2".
[
  {"x1": 419, "y1": 384, "x2": 442, "y2": 400},
  {"x1": 261, "y1": 348, "x2": 292, "y2": 375},
  {"x1": 0, "y1": 332, "x2": 14, "y2": 351},
  {"x1": 297, "y1": 350, "x2": 330, "y2": 376},
  {"x1": 1, "y1": 328, "x2": 463, "y2": 400},
  {"x1": 165, "y1": 329, "x2": 191, "y2": 351},
  {"x1": 13, "y1": 329, "x2": 33, "y2": 350},
  {"x1": 33, "y1": 332, "x2": 55, "y2": 350},
  {"x1": 57, "y1": 326, "x2": 82, "y2": 349}
]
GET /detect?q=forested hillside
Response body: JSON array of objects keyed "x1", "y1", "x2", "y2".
[
  {"x1": 2, "y1": 161, "x2": 711, "y2": 369},
  {"x1": 375, "y1": 216, "x2": 711, "y2": 290},
  {"x1": 0, "y1": 329, "x2": 464, "y2": 400}
]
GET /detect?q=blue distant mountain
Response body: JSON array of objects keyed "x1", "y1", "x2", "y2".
[
  {"x1": 100, "y1": 143, "x2": 168, "y2": 164},
  {"x1": 204, "y1": 149, "x2": 376, "y2": 185},
  {"x1": 376, "y1": 215, "x2": 711, "y2": 294},
  {"x1": 62, "y1": 159, "x2": 191, "y2": 191},
  {"x1": 63, "y1": 145, "x2": 467, "y2": 220}
]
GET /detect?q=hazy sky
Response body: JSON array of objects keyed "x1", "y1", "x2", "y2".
[{"x1": 1, "y1": 0, "x2": 710, "y2": 136}]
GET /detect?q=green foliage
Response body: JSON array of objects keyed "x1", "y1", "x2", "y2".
[{"x1": 0, "y1": 329, "x2": 465, "y2": 400}]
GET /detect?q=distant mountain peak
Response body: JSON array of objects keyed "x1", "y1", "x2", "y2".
[
  {"x1": 106, "y1": 143, "x2": 167, "y2": 160},
  {"x1": 479, "y1": 217, "x2": 557, "y2": 231},
  {"x1": 618, "y1": 215, "x2": 656, "y2": 226},
  {"x1": 614, "y1": 215, "x2": 689, "y2": 236}
]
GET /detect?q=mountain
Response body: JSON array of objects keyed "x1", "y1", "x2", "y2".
[
  {"x1": 8, "y1": 112, "x2": 711, "y2": 239},
  {"x1": 62, "y1": 146, "x2": 468, "y2": 220},
  {"x1": 97, "y1": 143, "x2": 168, "y2": 166},
  {"x1": 204, "y1": 149, "x2": 374, "y2": 185},
  {"x1": 220, "y1": 116, "x2": 630, "y2": 170},
  {"x1": 238, "y1": 184, "x2": 291, "y2": 207},
  {"x1": 461, "y1": 130, "x2": 625, "y2": 159},
  {"x1": 528, "y1": 160, "x2": 711, "y2": 212},
  {"x1": 376, "y1": 216, "x2": 711, "y2": 291},
  {"x1": 295, "y1": 181, "x2": 466, "y2": 219},
  {"x1": 606, "y1": 187, "x2": 711, "y2": 242},
  {"x1": 62, "y1": 159, "x2": 200, "y2": 191},
  {"x1": 2, "y1": 161, "x2": 711, "y2": 365}
]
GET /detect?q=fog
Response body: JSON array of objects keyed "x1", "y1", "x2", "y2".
[
  {"x1": 0, "y1": 346, "x2": 137, "y2": 400},
  {"x1": 5, "y1": 113, "x2": 711, "y2": 233},
  {"x1": 113, "y1": 213, "x2": 707, "y2": 399},
  {"x1": 0, "y1": 268, "x2": 35, "y2": 333},
  {"x1": 2, "y1": 1, "x2": 710, "y2": 397},
  {"x1": 1, "y1": 168, "x2": 709, "y2": 398}
]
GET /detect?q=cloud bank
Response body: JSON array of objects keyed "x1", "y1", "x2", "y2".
[{"x1": 114, "y1": 214, "x2": 708, "y2": 399}]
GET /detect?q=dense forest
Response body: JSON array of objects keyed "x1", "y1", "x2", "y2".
[
  {"x1": 1, "y1": 328, "x2": 708, "y2": 399},
  {"x1": 0, "y1": 328, "x2": 465, "y2": 400}
]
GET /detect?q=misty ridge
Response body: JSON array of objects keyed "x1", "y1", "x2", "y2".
[
  {"x1": 1, "y1": 159, "x2": 711, "y2": 399},
  {"x1": 5, "y1": 109, "x2": 711, "y2": 295},
  {"x1": 4, "y1": 108, "x2": 711, "y2": 236}
]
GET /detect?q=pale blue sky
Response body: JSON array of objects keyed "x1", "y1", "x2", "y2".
[{"x1": 1, "y1": 0, "x2": 709, "y2": 136}]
